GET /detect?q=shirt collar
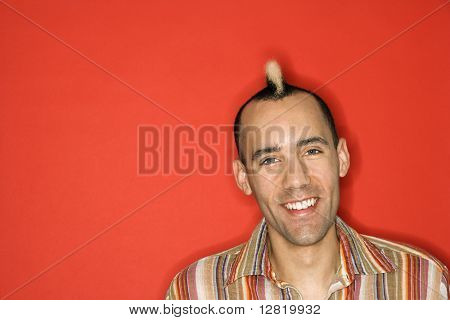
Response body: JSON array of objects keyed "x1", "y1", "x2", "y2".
[{"x1": 226, "y1": 215, "x2": 397, "y2": 286}]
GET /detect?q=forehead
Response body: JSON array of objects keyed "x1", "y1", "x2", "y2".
[{"x1": 240, "y1": 92, "x2": 330, "y2": 142}]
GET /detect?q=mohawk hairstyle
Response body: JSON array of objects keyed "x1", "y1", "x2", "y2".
[
  {"x1": 233, "y1": 60, "x2": 339, "y2": 164},
  {"x1": 265, "y1": 60, "x2": 285, "y2": 96}
]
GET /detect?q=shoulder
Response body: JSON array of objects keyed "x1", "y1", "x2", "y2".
[
  {"x1": 363, "y1": 234, "x2": 449, "y2": 299},
  {"x1": 363, "y1": 234, "x2": 447, "y2": 272},
  {"x1": 165, "y1": 243, "x2": 244, "y2": 300}
]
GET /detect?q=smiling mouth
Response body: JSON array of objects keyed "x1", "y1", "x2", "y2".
[{"x1": 282, "y1": 197, "x2": 319, "y2": 211}]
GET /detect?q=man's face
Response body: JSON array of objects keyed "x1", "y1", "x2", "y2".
[{"x1": 233, "y1": 92, "x2": 350, "y2": 246}]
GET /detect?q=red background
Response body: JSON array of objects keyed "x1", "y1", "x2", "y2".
[{"x1": 1, "y1": 0, "x2": 449, "y2": 299}]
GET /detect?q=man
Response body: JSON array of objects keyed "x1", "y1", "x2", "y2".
[{"x1": 166, "y1": 61, "x2": 448, "y2": 299}]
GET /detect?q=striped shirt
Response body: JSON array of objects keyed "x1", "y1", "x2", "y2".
[{"x1": 166, "y1": 216, "x2": 449, "y2": 299}]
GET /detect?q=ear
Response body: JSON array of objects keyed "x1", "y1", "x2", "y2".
[
  {"x1": 337, "y1": 138, "x2": 350, "y2": 178},
  {"x1": 232, "y1": 159, "x2": 252, "y2": 195}
]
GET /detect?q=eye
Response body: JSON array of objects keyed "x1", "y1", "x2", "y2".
[
  {"x1": 260, "y1": 157, "x2": 280, "y2": 166},
  {"x1": 306, "y1": 149, "x2": 321, "y2": 156}
]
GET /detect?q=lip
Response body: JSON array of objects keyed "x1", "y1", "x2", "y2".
[
  {"x1": 281, "y1": 196, "x2": 318, "y2": 205},
  {"x1": 281, "y1": 197, "x2": 319, "y2": 216}
]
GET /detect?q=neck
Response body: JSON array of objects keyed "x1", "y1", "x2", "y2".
[{"x1": 267, "y1": 223, "x2": 341, "y2": 298}]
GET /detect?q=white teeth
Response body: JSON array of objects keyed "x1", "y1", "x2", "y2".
[{"x1": 284, "y1": 198, "x2": 318, "y2": 210}]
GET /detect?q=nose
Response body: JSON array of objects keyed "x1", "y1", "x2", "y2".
[{"x1": 282, "y1": 157, "x2": 311, "y2": 190}]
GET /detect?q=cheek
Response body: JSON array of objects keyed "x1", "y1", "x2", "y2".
[
  {"x1": 248, "y1": 174, "x2": 279, "y2": 204},
  {"x1": 308, "y1": 161, "x2": 339, "y2": 189}
]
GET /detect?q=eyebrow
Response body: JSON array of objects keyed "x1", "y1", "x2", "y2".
[
  {"x1": 296, "y1": 136, "x2": 329, "y2": 148},
  {"x1": 251, "y1": 145, "x2": 281, "y2": 161},
  {"x1": 251, "y1": 136, "x2": 329, "y2": 161}
]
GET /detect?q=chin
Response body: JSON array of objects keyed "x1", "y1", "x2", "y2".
[
  {"x1": 285, "y1": 231, "x2": 323, "y2": 246},
  {"x1": 285, "y1": 219, "x2": 334, "y2": 246}
]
